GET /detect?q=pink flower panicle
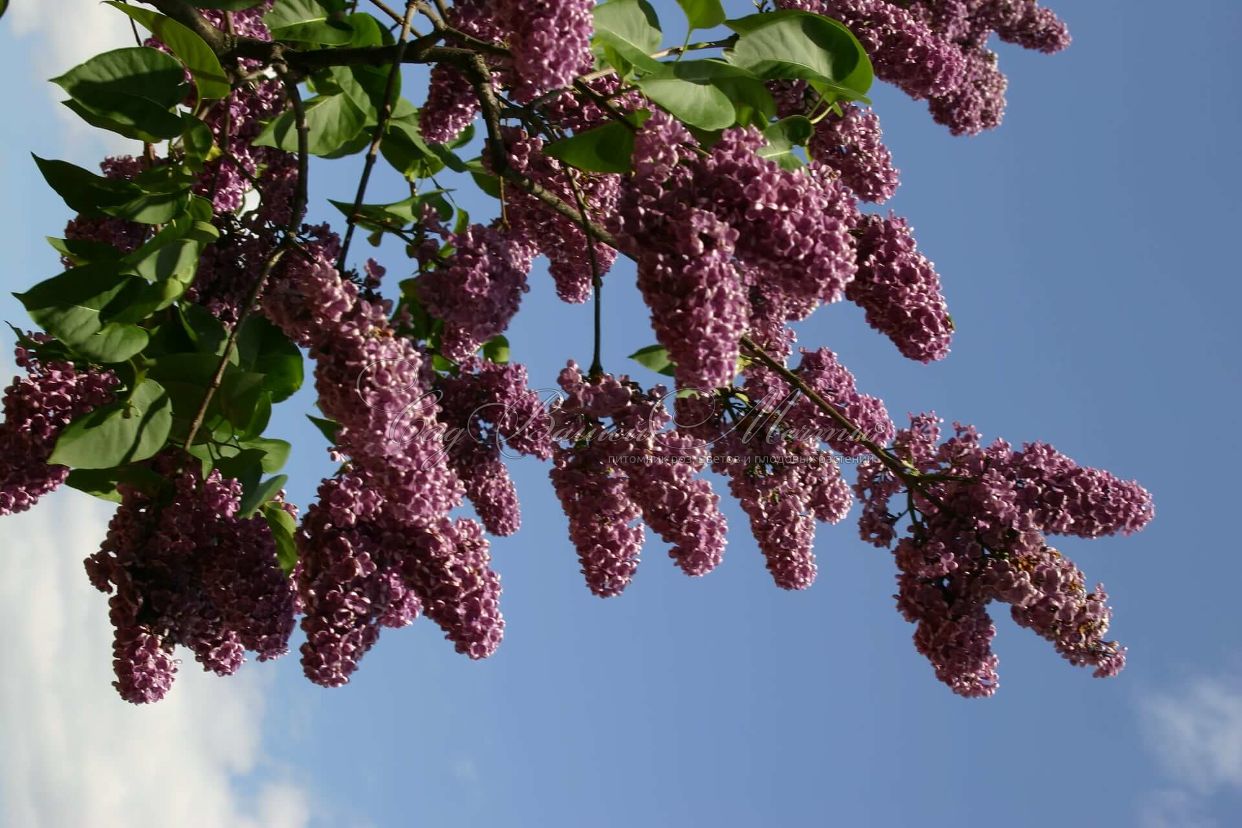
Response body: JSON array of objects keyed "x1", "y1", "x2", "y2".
[
  {"x1": 849, "y1": 214, "x2": 953, "y2": 363},
  {"x1": 853, "y1": 414, "x2": 1152, "y2": 696},
  {"x1": 437, "y1": 359, "x2": 553, "y2": 536},
  {"x1": 0, "y1": 342, "x2": 118, "y2": 516},
  {"x1": 809, "y1": 104, "x2": 900, "y2": 203},
  {"x1": 415, "y1": 216, "x2": 533, "y2": 361},
  {"x1": 551, "y1": 363, "x2": 728, "y2": 595},
  {"x1": 84, "y1": 462, "x2": 296, "y2": 703},
  {"x1": 498, "y1": 128, "x2": 620, "y2": 304}
]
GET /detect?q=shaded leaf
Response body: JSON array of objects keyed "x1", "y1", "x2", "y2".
[{"x1": 50, "y1": 380, "x2": 173, "y2": 469}]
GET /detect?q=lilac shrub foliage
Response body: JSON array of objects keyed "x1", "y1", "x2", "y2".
[{"x1": 0, "y1": 0, "x2": 1152, "y2": 702}]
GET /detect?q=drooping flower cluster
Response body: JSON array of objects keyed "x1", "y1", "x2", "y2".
[
  {"x1": 615, "y1": 112, "x2": 859, "y2": 391},
  {"x1": 261, "y1": 226, "x2": 510, "y2": 684},
  {"x1": 418, "y1": 0, "x2": 595, "y2": 138},
  {"x1": 848, "y1": 215, "x2": 952, "y2": 363},
  {"x1": 83, "y1": 460, "x2": 297, "y2": 703},
  {"x1": 414, "y1": 212, "x2": 535, "y2": 361},
  {"x1": 0, "y1": 340, "x2": 118, "y2": 516},
  {"x1": 808, "y1": 103, "x2": 900, "y2": 203},
  {"x1": 679, "y1": 348, "x2": 887, "y2": 589},
  {"x1": 778, "y1": 0, "x2": 1070, "y2": 134},
  {"x1": 550, "y1": 363, "x2": 728, "y2": 596},
  {"x1": 497, "y1": 128, "x2": 621, "y2": 304},
  {"x1": 193, "y1": 2, "x2": 291, "y2": 215},
  {"x1": 854, "y1": 414, "x2": 1153, "y2": 696},
  {"x1": 436, "y1": 358, "x2": 554, "y2": 536}
]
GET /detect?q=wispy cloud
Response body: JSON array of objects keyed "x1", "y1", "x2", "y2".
[
  {"x1": 0, "y1": 490, "x2": 313, "y2": 828},
  {"x1": 1138, "y1": 675, "x2": 1242, "y2": 828}
]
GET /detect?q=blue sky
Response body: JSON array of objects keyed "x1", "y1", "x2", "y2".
[{"x1": 1, "y1": 1, "x2": 1240, "y2": 826}]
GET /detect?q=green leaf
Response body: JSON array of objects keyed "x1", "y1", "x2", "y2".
[
  {"x1": 235, "y1": 315, "x2": 304, "y2": 403},
  {"x1": 253, "y1": 92, "x2": 367, "y2": 156},
  {"x1": 0, "y1": 1, "x2": 9, "y2": 21},
  {"x1": 47, "y1": 236, "x2": 124, "y2": 266},
  {"x1": 242, "y1": 438, "x2": 292, "y2": 473},
  {"x1": 676, "y1": 0, "x2": 725, "y2": 31},
  {"x1": 637, "y1": 63, "x2": 737, "y2": 130},
  {"x1": 381, "y1": 116, "x2": 445, "y2": 180},
  {"x1": 307, "y1": 414, "x2": 341, "y2": 444},
  {"x1": 759, "y1": 115, "x2": 813, "y2": 170},
  {"x1": 726, "y1": 10, "x2": 873, "y2": 100},
  {"x1": 239, "y1": 474, "x2": 288, "y2": 518},
  {"x1": 64, "y1": 465, "x2": 165, "y2": 503},
  {"x1": 593, "y1": 0, "x2": 664, "y2": 74},
  {"x1": 16, "y1": 265, "x2": 149, "y2": 363},
  {"x1": 265, "y1": 0, "x2": 353, "y2": 44},
  {"x1": 52, "y1": 47, "x2": 189, "y2": 142},
  {"x1": 105, "y1": 3, "x2": 231, "y2": 100},
  {"x1": 262, "y1": 503, "x2": 299, "y2": 575},
  {"x1": 482, "y1": 335, "x2": 510, "y2": 365},
  {"x1": 178, "y1": 303, "x2": 228, "y2": 355},
  {"x1": 50, "y1": 380, "x2": 173, "y2": 469},
  {"x1": 629, "y1": 344, "x2": 677, "y2": 377},
  {"x1": 543, "y1": 119, "x2": 640, "y2": 174},
  {"x1": 33, "y1": 155, "x2": 137, "y2": 216}
]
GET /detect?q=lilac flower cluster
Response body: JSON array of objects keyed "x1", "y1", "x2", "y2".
[
  {"x1": 809, "y1": 103, "x2": 900, "y2": 203},
  {"x1": 854, "y1": 414, "x2": 1153, "y2": 696},
  {"x1": 194, "y1": 3, "x2": 291, "y2": 214},
  {"x1": 497, "y1": 0, "x2": 595, "y2": 103},
  {"x1": 615, "y1": 113, "x2": 858, "y2": 392},
  {"x1": 436, "y1": 358, "x2": 554, "y2": 536},
  {"x1": 499, "y1": 128, "x2": 621, "y2": 304},
  {"x1": 261, "y1": 228, "x2": 510, "y2": 683},
  {"x1": 414, "y1": 213, "x2": 535, "y2": 361},
  {"x1": 779, "y1": 0, "x2": 1070, "y2": 134},
  {"x1": 84, "y1": 461, "x2": 296, "y2": 703},
  {"x1": 419, "y1": 0, "x2": 595, "y2": 139},
  {"x1": 849, "y1": 215, "x2": 953, "y2": 363},
  {"x1": 0, "y1": 341, "x2": 118, "y2": 516},
  {"x1": 550, "y1": 363, "x2": 728, "y2": 596},
  {"x1": 681, "y1": 348, "x2": 883, "y2": 589}
]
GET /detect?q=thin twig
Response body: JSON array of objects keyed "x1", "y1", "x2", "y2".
[
  {"x1": 337, "y1": 0, "x2": 419, "y2": 271},
  {"x1": 182, "y1": 66, "x2": 309, "y2": 451}
]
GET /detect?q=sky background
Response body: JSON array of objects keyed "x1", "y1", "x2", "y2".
[{"x1": 1, "y1": 1, "x2": 1240, "y2": 826}]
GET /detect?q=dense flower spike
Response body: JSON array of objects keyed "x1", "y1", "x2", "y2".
[
  {"x1": 809, "y1": 104, "x2": 900, "y2": 203},
  {"x1": 853, "y1": 414, "x2": 1152, "y2": 695},
  {"x1": 404, "y1": 517, "x2": 505, "y2": 659},
  {"x1": 500, "y1": 128, "x2": 620, "y2": 303},
  {"x1": 420, "y1": 64, "x2": 480, "y2": 144},
  {"x1": 551, "y1": 363, "x2": 728, "y2": 594},
  {"x1": 497, "y1": 0, "x2": 594, "y2": 102},
  {"x1": 780, "y1": 0, "x2": 1068, "y2": 133},
  {"x1": 297, "y1": 471, "x2": 416, "y2": 687},
  {"x1": 416, "y1": 219, "x2": 533, "y2": 361},
  {"x1": 84, "y1": 462, "x2": 296, "y2": 702},
  {"x1": 849, "y1": 215, "x2": 953, "y2": 362},
  {"x1": 0, "y1": 342, "x2": 118, "y2": 516},
  {"x1": 437, "y1": 359, "x2": 554, "y2": 535},
  {"x1": 616, "y1": 113, "x2": 858, "y2": 391}
]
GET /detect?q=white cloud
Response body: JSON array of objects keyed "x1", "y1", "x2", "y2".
[
  {"x1": 1142, "y1": 678, "x2": 1242, "y2": 794},
  {"x1": 6, "y1": 0, "x2": 143, "y2": 157},
  {"x1": 1138, "y1": 675, "x2": 1242, "y2": 827},
  {"x1": 0, "y1": 490, "x2": 314, "y2": 828}
]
